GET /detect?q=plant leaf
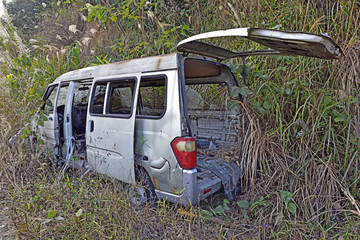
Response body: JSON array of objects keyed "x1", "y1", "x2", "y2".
[
  {"x1": 263, "y1": 101, "x2": 272, "y2": 110},
  {"x1": 38, "y1": 120, "x2": 44, "y2": 127},
  {"x1": 253, "y1": 101, "x2": 265, "y2": 115},
  {"x1": 213, "y1": 205, "x2": 224, "y2": 215},
  {"x1": 237, "y1": 200, "x2": 249, "y2": 208},
  {"x1": 239, "y1": 87, "x2": 253, "y2": 97},
  {"x1": 284, "y1": 88, "x2": 291, "y2": 95},
  {"x1": 288, "y1": 203, "x2": 297, "y2": 214},
  {"x1": 110, "y1": 15, "x2": 117, "y2": 22},
  {"x1": 280, "y1": 190, "x2": 292, "y2": 205},
  {"x1": 47, "y1": 210, "x2": 57, "y2": 219},
  {"x1": 228, "y1": 100, "x2": 238, "y2": 110},
  {"x1": 230, "y1": 86, "x2": 240, "y2": 98},
  {"x1": 200, "y1": 209, "x2": 213, "y2": 218}
]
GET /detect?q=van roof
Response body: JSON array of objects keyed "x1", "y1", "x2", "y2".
[{"x1": 53, "y1": 53, "x2": 179, "y2": 83}]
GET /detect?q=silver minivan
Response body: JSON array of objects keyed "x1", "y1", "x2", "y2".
[{"x1": 31, "y1": 28, "x2": 341, "y2": 205}]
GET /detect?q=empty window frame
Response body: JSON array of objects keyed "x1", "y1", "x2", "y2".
[
  {"x1": 108, "y1": 79, "x2": 135, "y2": 116},
  {"x1": 90, "y1": 78, "x2": 136, "y2": 118},
  {"x1": 137, "y1": 75, "x2": 166, "y2": 118},
  {"x1": 72, "y1": 83, "x2": 91, "y2": 138},
  {"x1": 43, "y1": 85, "x2": 58, "y2": 113},
  {"x1": 90, "y1": 82, "x2": 107, "y2": 115},
  {"x1": 185, "y1": 83, "x2": 230, "y2": 111}
]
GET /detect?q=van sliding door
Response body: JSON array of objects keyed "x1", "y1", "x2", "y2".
[{"x1": 86, "y1": 74, "x2": 140, "y2": 184}]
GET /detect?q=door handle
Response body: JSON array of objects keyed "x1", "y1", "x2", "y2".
[
  {"x1": 89, "y1": 120, "x2": 94, "y2": 132},
  {"x1": 49, "y1": 117, "x2": 53, "y2": 121}
]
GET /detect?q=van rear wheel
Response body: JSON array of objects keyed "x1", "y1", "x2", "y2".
[{"x1": 130, "y1": 168, "x2": 157, "y2": 206}]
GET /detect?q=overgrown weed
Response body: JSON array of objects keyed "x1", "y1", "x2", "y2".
[{"x1": 1, "y1": 141, "x2": 253, "y2": 239}]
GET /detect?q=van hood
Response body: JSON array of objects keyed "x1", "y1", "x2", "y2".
[{"x1": 177, "y1": 28, "x2": 342, "y2": 60}]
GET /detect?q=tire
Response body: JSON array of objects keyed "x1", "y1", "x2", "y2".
[{"x1": 131, "y1": 168, "x2": 157, "y2": 206}]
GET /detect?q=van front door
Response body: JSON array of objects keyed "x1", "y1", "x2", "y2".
[
  {"x1": 40, "y1": 83, "x2": 71, "y2": 160},
  {"x1": 56, "y1": 83, "x2": 72, "y2": 159},
  {"x1": 86, "y1": 74, "x2": 140, "y2": 184},
  {"x1": 39, "y1": 84, "x2": 58, "y2": 158}
]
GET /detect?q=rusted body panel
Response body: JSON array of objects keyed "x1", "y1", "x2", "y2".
[{"x1": 54, "y1": 53, "x2": 178, "y2": 83}]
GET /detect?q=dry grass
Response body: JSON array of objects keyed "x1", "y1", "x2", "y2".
[{"x1": 0, "y1": 138, "x2": 255, "y2": 239}]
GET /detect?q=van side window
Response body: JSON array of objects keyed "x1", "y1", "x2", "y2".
[
  {"x1": 73, "y1": 84, "x2": 90, "y2": 107},
  {"x1": 57, "y1": 85, "x2": 69, "y2": 106},
  {"x1": 44, "y1": 85, "x2": 58, "y2": 113},
  {"x1": 72, "y1": 84, "x2": 90, "y2": 139},
  {"x1": 108, "y1": 79, "x2": 135, "y2": 116},
  {"x1": 91, "y1": 83, "x2": 107, "y2": 114},
  {"x1": 137, "y1": 76, "x2": 166, "y2": 117}
]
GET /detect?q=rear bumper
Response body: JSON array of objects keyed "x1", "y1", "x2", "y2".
[{"x1": 155, "y1": 169, "x2": 222, "y2": 205}]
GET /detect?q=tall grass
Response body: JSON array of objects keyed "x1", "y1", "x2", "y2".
[
  {"x1": 1, "y1": 0, "x2": 360, "y2": 238},
  {"x1": 222, "y1": 0, "x2": 360, "y2": 236}
]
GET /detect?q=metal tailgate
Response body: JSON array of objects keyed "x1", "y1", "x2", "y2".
[{"x1": 177, "y1": 27, "x2": 342, "y2": 60}]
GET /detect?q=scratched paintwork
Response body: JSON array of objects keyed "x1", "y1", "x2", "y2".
[{"x1": 53, "y1": 53, "x2": 178, "y2": 83}]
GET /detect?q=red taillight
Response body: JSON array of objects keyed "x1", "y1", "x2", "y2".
[
  {"x1": 203, "y1": 188, "x2": 212, "y2": 194},
  {"x1": 171, "y1": 137, "x2": 196, "y2": 169}
]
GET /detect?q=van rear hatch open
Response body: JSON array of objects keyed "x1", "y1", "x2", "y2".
[
  {"x1": 177, "y1": 27, "x2": 342, "y2": 60},
  {"x1": 181, "y1": 57, "x2": 242, "y2": 198},
  {"x1": 179, "y1": 28, "x2": 341, "y2": 200}
]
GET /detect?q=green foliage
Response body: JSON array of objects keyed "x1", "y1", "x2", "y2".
[
  {"x1": 47, "y1": 210, "x2": 58, "y2": 219},
  {"x1": 79, "y1": 0, "x2": 191, "y2": 59},
  {"x1": 201, "y1": 199, "x2": 230, "y2": 219},
  {"x1": 231, "y1": 86, "x2": 253, "y2": 98},
  {"x1": 200, "y1": 209, "x2": 213, "y2": 219},
  {"x1": 4, "y1": 0, "x2": 54, "y2": 39},
  {"x1": 82, "y1": 3, "x2": 118, "y2": 23},
  {"x1": 251, "y1": 195, "x2": 269, "y2": 211},
  {"x1": 237, "y1": 200, "x2": 249, "y2": 208},
  {"x1": 237, "y1": 200, "x2": 250, "y2": 220},
  {"x1": 280, "y1": 190, "x2": 297, "y2": 215},
  {"x1": 0, "y1": 44, "x2": 84, "y2": 134}
]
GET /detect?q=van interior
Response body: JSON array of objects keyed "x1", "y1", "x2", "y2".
[{"x1": 183, "y1": 58, "x2": 240, "y2": 149}]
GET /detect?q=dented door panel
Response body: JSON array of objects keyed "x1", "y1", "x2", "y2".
[
  {"x1": 86, "y1": 74, "x2": 140, "y2": 184},
  {"x1": 134, "y1": 70, "x2": 183, "y2": 193}
]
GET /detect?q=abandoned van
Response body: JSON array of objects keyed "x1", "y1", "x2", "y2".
[{"x1": 31, "y1": 28, "x2": 341, "y2": 205}]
